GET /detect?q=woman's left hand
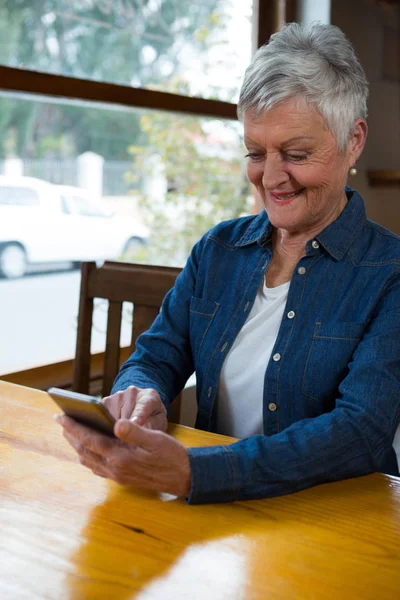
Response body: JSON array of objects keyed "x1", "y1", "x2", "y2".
[{"x1": 55, "y1": 415, "x2": 192, "y2": 498}]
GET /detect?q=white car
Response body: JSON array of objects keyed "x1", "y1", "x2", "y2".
[{"x1": 0, "y1": 176, "x2": 148, "y2": 278}]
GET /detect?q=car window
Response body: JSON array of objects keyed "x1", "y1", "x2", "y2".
[
  {"x1": 59, "y1": 195, "x2": 72, "y2": 215},
  {"x1": 68, "y1": 195, "x2": 106, "y2": 217},
  {"x1": 0, "y1": 186, "x2": 39, "y2": 206}
]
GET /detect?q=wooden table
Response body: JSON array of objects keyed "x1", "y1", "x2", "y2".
[{"x1": 1, "y1": 381, "x2": 400, "y2": 600}]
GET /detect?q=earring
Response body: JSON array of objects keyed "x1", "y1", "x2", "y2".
[{"x1": 349, "y1": 165, "x2": 357, "y2": 176}]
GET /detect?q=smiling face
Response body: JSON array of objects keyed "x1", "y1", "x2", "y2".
[{"x1": 244, "y1": 98, "x2": 366, "y2": 237}]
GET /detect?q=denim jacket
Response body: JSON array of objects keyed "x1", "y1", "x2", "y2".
[{"x1": 112, "y1": 187, "x2": 400, "y2": 504}]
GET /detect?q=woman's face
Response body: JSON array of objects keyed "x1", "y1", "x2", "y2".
[{"x1": 244, "y1": 98, "x2": 365, "y2": 235}]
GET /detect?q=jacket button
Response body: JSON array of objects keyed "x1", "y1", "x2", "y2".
[
  {"x1": 298, "y1": 267, "x2": 306, "y2": 275},
  {"x1": 208, "y1": 386, "x2": 212, "y2": 397},
  {"x1": 287, "y1": 310, "x2": 295, "y2": 319},
  {"x1": 272, "y1": 353, "x2": 281, "y2": 361},
  {"x1": 221, "y1": 342, "x2": 228, "y2": 352},
  {"x1": 268, "y1": 403, "x2": 277, "y2": 412},
  {"x1": 244, "y1": 301, "x2": 250, "y2": 312},
  {"x1": 312, "y1": 240, "x2": 320, "y2": 249}
]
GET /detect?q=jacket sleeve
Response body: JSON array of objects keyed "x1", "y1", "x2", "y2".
[
  {"x1": 111, "y1": 239, "x2": 204, "y2": 410},
  {"x1": 186, "y1": 272, "x2": 400, "y2": 504}
]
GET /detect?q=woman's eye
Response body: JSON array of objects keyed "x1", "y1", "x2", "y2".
[
  {"x1": 244, "y1": 153, "x2": 264, "y2": 162},
  {"x1": 285, "y1": 153, "x2": 308, "y2": 162}
]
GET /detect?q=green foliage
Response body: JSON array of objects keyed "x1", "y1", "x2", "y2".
[
  {"x1": 0, "y1": 0, "x2": 221, "y2": 159},
  {"x1": 126, "y1": 103, "x2": 251, "y2": 266}
]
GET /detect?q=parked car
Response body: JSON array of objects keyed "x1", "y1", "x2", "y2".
[{"x1": 0, "y1": 176, "x2": 148, "y2": 278}]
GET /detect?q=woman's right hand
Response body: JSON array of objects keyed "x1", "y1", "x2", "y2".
[{"x1": 102, "y1": 386, "x2": 167, "y2": 432}]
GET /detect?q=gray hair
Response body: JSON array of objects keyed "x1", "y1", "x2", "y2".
[{"x1": 237, "y1": 22, "x2": 369, "y2": 151}]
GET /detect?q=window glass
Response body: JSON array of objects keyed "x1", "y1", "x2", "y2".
[
  {"x1": 59, "y1": 195, "x2": 71, "y2": 214},
  {"x1": 0, "y1": 0, "x2": 253, "y2": 102},
  {"x1": 0, "y1": 91, "x2": 251, "y2": 374},
  {"x1": 296, "y1": 0, "x2": 331, "y2": 25},
  {"x1": 0, "y1": 185, "x2": 39, "y2": 206},
  {"x1": 67, "y1": 195, "x2": 108, "y2": 217}
]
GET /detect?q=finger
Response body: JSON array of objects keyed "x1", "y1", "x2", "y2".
[
  {"x1": 79, "y1": 453, "x2": 109, "y2": 478},
  {"x1": 56, "y1": 414, "x2": 117, "y2": 457},
  {"x1": 62, "y1": 428, "x2": 84, "y2": 455},
  {"x1": 91, "y1": 465, "x2": 109, "y2": 478},
  {"x1": 63, "y1": 429, "x2": 100, "y2": 461},
  {"x1": 101, "y1": 393, "x2": 121, "y2": 419},
  {"x1": 102, "y1": 390, "x2": 129, "y2": 419},
  {"x1": 102, "y1": 387, "x2": 139, "y2": 420},
  {"x1": 120, "y1": 387, "x2": 140, "y2": 419},
  {"x1": 114, "y1": 419, "x2": 161, "y2": 449},
  {"x1": 63, "y1": 430, "x2": 108, "y2": 472},
  {"x1": 131, "y1": 392, "x2": 163, "y2": 426}
]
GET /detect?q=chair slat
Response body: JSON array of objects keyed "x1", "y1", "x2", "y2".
[
  {"x1": 73, "y1": 261, "x2": 183, "y2": 423},
  {"x1": 169, "y1": 393, "x2": 182, "y2": 424},
  {"x1": 72, "y1": 262, "x2": 95, "y2": 394},
  {"x1": 102, "y1": 300, "x2": 123, "y2": 397}
]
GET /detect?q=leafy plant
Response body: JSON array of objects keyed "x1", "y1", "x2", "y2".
[{"x1": 126, "y1": 96, "x2": 252, "y2": 266}]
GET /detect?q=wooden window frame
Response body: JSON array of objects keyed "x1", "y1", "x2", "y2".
[
  {"x1": 1, "y1": 0, "x2": 296, "y2": 390},
  {"x1": 0, "y1": 1, "x2": 293, "y2": 121}
]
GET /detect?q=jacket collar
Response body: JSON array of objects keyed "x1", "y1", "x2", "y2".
[
  {"x1": 315, "y1": 187, "x2": 366, "y2": 260},
  {"x1": 235, "y1": 187, "x2": 366, "y2": 260},
  {"x1": 234, "y1": 210, "x2": 272, "y2": 247}
]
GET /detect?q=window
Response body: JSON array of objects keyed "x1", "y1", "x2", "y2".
[
  {"x1": 0, "y1": 91, "x2": 250, "y2": 374},
  {"x1": 0, "y1": 185, "x2": 39, "y2": 206},
  {"x1": 296, "y1": 0, "x2": 331, "y2": 25},
  {"x1": 0, "y1": 0, "x2": 253, "y2": 102},
  {"x1": 0, "y1": 0, "x2": 286, "y2": 377},
  {"x1": 66, "y1": 195, "x2": 108, "y2": 218}
]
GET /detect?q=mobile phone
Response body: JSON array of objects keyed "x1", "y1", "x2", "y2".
[{"x1": 48, "y1": 387, "x2": 116, "y2": 437}]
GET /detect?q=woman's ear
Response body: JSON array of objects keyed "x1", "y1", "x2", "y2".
[{"x1": 349, "y1": 118, "x2": 368, "y2": 165}]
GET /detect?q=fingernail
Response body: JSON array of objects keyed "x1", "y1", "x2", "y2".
[
  {"x1": 53, "y1": 414, "x2": 62, "y2": 422},
  {"x1": 131, "y1": 416, "x2": 139, "y2": 423}
]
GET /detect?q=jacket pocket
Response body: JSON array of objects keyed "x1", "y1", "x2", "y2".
[
  {"x1": 302, "y1": 321, "x2": 366, "y2": 402},
  {"x1": 189, "y1": 296, "x2": 220, "y2": 361}
]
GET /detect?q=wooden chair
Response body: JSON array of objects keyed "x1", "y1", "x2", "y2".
[{"x1": 72, "y1": 260, "x2": 182, "y2": 423}]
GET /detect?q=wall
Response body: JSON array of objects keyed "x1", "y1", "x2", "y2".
[{"x1": 331, "y1": 0, "x2": 400, "y2": 233}]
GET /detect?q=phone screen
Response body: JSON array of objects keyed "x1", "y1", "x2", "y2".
[{"x1": 48, "y1": 387, "x2": 116, "y2": 437}]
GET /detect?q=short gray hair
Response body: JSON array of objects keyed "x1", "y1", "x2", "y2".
[{"x1": 237, "y1": 22, "x2": 369, "y2": 151}]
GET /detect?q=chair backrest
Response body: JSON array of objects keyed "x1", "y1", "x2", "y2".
[{"x1": 72, "y1": 260, "x2": 182, "y2": 422}]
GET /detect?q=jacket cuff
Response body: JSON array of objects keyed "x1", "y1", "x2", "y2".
[{"x1": 186, "y1": 445, "x2": 240, "y2": 504}]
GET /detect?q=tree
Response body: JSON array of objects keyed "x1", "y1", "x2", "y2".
[
  {"x1": 126, "y1": 86, "x2": 252, "y2": 266},
  {"x1": 0, "y1": 0, "x2": 222, "y2": 159}
]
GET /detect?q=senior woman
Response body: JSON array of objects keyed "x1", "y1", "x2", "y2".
[{"x1": 57, "y1": 22, "x2": 400, "y2": 504}]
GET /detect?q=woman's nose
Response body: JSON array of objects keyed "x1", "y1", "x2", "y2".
[{"x1": 261, "y1": 155, "x2": 290, "y2": 190}]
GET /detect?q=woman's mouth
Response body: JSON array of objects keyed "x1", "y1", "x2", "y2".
[{"x1": 269, "y1": 188, "x2": 305, "y2": 205}]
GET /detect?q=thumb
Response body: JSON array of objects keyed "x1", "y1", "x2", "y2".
[{"x1": 115, "y1": 419, "x2": 155, "y2": 448}]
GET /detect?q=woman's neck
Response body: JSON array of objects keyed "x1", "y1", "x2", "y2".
[
  {"x1": 272, "y1": 228, "x2": 309, "y2": 263},
  {"x1": 266, "y1": 232, "x2": 305, "y2": 288},
  {"x1": 266, "y1": 191, "x2": 348, "y2": 287},
  {"x1": 271, "y1": 189, "x2": 348, "y2": 258},
  {"x1": 266, "y1": 224, "x2": 326, "y2": 288}
]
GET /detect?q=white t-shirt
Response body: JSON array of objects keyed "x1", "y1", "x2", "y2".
[{"x1": 216, "y1": 280, "x2": 289, "y2": 438}]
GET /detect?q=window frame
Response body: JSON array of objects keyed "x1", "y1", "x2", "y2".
[
  {"x1": 0, "y1": 1, "x2": 293, "y2": 121},
  {"x1": 0, "y1": 0, "x2": 296, "y2": 389}
]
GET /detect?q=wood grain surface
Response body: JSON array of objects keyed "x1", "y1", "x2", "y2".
[{"x1": 1, "y1": 381, "x2": 400, "y2": 599}]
